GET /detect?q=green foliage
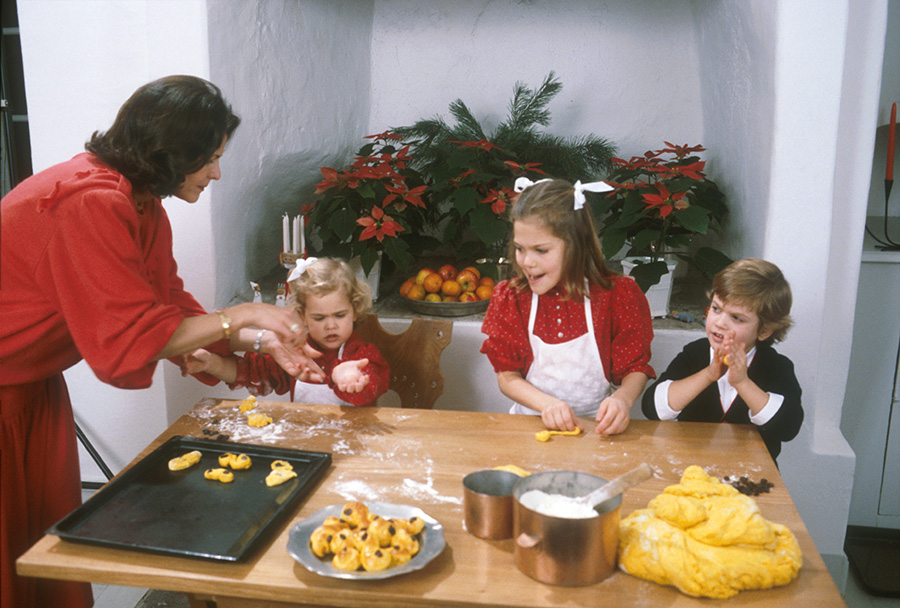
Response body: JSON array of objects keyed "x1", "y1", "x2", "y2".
[{"x1": 393, "y1": 72, "x2": 617, "y2": 259}]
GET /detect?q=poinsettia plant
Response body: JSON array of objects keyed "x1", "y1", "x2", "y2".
[
  {"x1": 593, "y1": 142, "x2": 731, "y2": 291},
  {"x1": 308, "y1": 132, "x2": 440, "y2": 277}
]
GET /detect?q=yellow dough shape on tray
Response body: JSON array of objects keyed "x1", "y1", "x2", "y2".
[
  {"x1": 265, "y1": 467, "x2": 297, "y2": 487},
  {"x1": 618, "y1": 465, "x2": 802, "y2": 599},
  {"x1": 167, "y1": 450, "x2": 202, "y2": 471},
  {"x1": 204, "y1": 467, "x2": 234, "y2": 483},
  {"x1": 218, "y1": 452, "x2": 252, "y2": 470}
]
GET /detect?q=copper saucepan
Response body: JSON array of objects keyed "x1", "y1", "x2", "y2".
[
  {"x1": 463, "y1": 470, "x2": 520, "y2": 540},
  {"x1": 512, "y1": 471, "x2": 622, "y2": 586}
]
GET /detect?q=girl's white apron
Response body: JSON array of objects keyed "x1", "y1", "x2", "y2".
[
  {"x1": 509, "y1": 291, "x2": 612, "y2": 417},
  {"x1": 293, "y1": 344, "x2": 353, "y2": 406}
]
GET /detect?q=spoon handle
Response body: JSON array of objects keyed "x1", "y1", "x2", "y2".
[{"x1": 581, "y1": 463, "x2": 654, "y2": 507}]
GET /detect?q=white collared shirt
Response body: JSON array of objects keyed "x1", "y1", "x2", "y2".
[{"x1": 653, "y1": 346, "x2": 784, "y2": 425}]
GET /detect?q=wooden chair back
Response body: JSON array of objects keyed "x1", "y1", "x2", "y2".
[{"x1": 354, "y1": 313, "x2": 453, "y2": 409}]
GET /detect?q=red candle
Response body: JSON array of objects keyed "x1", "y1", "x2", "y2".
[{"x1": 888, "y1": 102, "x2": 896, "y2": 181}]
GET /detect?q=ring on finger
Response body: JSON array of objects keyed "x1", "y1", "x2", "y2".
[{"x1": 290, "y1": 323, "x2": 302, "y2": 333}]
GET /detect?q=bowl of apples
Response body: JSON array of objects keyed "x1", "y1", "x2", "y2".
[{"x1": 399, "y1": 264, "x2": 494, "y2": 317}]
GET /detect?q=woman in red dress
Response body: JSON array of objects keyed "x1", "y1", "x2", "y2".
[{"x1": 0, "y1": 75, "x2": 318, "y2": 608}]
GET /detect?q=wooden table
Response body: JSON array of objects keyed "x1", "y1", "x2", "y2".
[{"x1": 18, "y1": 399, "x2": 846, "y2": 607}]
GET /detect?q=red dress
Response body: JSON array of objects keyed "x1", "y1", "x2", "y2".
[
  {"x1": 234, "y1": 333, "x2": 390, "y2": 407},
  {"x1": 480, "y1": 277, "x2": 655, "y2": 385},
  {"x1": 0, "y1": 154, "x2": 223, "y2": 608}
]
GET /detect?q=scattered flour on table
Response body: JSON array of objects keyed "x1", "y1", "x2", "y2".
[
  {"x1": 331, "y1": 478, "x2": 383, "y2": 502},
  {"x1": 330, "y1": 438, "x2": 352, "y2": 454},
  {"x1": 330, "y1": 460, "x2": 462, "y2": 506},
  {"x1": 189, "y1": 404, "x2": 296, "y2": 444}
]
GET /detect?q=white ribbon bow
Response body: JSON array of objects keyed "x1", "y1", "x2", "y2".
[
  {"x1": 572, "y1": 180, "x2": 614, "y2": 210},
  {"x1": 513, "y1": 177, "x2": 552, "y2": 193},
  {"x1": 513, "y1": 177, "x2": 613, "y2": 210},
  {"x1": 287, "y1": 256, "x2": 319, "y2": 282}
]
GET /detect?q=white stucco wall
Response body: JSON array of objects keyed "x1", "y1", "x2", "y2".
[
  {"x1": 14, "y1": 0, "x2": 893, "y2": 590},
  {"x1": 206, "y1": 0, "x2": 375, "y2": 305},
  {"x1": 368, "y1": 0, "x2": 702, "y2": 157},
  {"x1": 692, "y1": 2, "x2": 776, "y2": 260}
]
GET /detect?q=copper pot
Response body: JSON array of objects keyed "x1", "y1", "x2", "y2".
[
  {"x1": 512, "y1": 471, "x2": 621, "y2": 586},
  {"x1": 463, "y1": 470, "x2": 519, "y2": 540}
]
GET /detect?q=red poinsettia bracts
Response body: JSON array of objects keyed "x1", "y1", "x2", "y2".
[
  {"x1": 479, "y1": 187, "x2": 515, "y2": 214},
  {"x1": 449, "y1": 139, "x2": 501, "y2": 152},
  {"x1": 641, "y1": 182, "x2": 688, "y2": 219},
  {"x1": 357, "y1": 205, "x2": 404, "y2": 242},
  {"x1": 611, "y1": 156, "x2": 658, "y2": 172},
  {"x1": 660, "y1": 142, "x2": 706, "y2": 158},
  {"x1": 383, "y1": 183, "x2": 427, "y2": 209},
  {"x1": 364, "y1": 130, "x2": 403, "y2": 141},
  {"x1": 503, "y1": 161, "x2": 546, "y2": 176}
]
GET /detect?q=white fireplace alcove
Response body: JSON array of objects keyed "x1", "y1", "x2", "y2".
[{"x1": 17, "y1": 0, "x2": 894, "y2": 591}]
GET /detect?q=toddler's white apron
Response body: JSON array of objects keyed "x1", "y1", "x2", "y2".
[
  {"x1": 509, "y1": 291, "x2": 612, "y2": 417},
  {"x1": 293, "y1": 344, "x2": 354, "y2": 406}
]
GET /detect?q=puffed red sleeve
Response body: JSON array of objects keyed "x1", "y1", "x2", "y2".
[
  {"x1": 230, "y1": 353, "x2": 294, "y2": 396},
  {"x1": 331, "y1": 335, "x2": 390, "y2": 407},
  {"x1": 36, "y1": 189, "x2": 186, "y2": 388},
  {"x1": 480, "y1": 280, "x2": 532, "y2": 374},
  {"x1": 607, "y1": 277, "x2": 655, "y2": 384}
]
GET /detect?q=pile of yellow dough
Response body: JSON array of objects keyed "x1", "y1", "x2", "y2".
[{"x1": 618, "y1": 465, "x2": 802, "y2": 599}]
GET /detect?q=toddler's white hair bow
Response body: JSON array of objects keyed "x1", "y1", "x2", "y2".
[
  {"x1": 287, "y1": 257, "x2": 319, "y2": 282},
  {"x1": 513, "y1": 177, "x2": 614, "y2": 210},
  {"x1": 513, "y1": 176, "x2": 553, "y2": 193}
]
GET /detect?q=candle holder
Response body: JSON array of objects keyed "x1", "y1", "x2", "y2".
[
  {"x1": 865, "y1": 178, "x2": 899, "y2": 251},
  {"x1": 279, "y1": 251, "x2": 302, "y2": 269}
]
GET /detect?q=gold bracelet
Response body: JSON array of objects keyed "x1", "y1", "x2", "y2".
[{"x1": 215, "y1": 309, "x2": 233, "y2": 340}]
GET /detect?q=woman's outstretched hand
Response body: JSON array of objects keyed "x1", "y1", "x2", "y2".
[{"x1": 254, "y1": 321, "x2": 325, "y2": 382}]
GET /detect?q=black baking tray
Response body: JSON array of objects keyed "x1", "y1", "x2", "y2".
[{"x1": 48, "y1": 436, "x2": 331, "y2": 562}]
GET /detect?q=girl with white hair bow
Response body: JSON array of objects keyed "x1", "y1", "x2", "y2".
[
  {"x1": 480, "y1": 178, "x2": 656, "y2": 435},
  {"x1": 183, "y1": 257, "x2": 389, "y2": 406}
]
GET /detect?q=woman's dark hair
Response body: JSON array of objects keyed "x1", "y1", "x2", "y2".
[{"x1": 86, "y1": 75, "x2": 240, "y2": 197}]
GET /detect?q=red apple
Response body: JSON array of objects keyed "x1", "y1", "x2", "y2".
[{"x1": 438, "y1": 264, "x2": 458, "y2": 281}]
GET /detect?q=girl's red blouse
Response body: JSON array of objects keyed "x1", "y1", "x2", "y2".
[{"x1": 480, "y1": 277, "x2": 655, "y2": 385}]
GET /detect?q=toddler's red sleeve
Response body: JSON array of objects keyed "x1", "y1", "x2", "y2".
[
  {"x1": 229, "y1": 353, "x2": 294, "y2": 396},
  {"x1": 331, "y1": 337, "x2": 390, "y2": 407}
]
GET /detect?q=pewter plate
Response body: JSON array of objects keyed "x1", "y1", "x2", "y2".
[
  {"x1": 402, "y1": 297, "x2": 489, "y2": 317},
  {"x1": 287, "y1": 502, "x2": 445, "y2": 580}
]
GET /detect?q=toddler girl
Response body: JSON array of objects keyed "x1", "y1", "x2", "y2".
[
  {"x1": 185, "y1": 257, "x2": 389, "y2": 406},
  {"x1": 480, "y1": 178, "x2": 655, "y2": 435}
]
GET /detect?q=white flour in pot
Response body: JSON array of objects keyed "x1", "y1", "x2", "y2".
[{"x1": 519, "y1": 490, "x2": 598, "y2": 519}]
